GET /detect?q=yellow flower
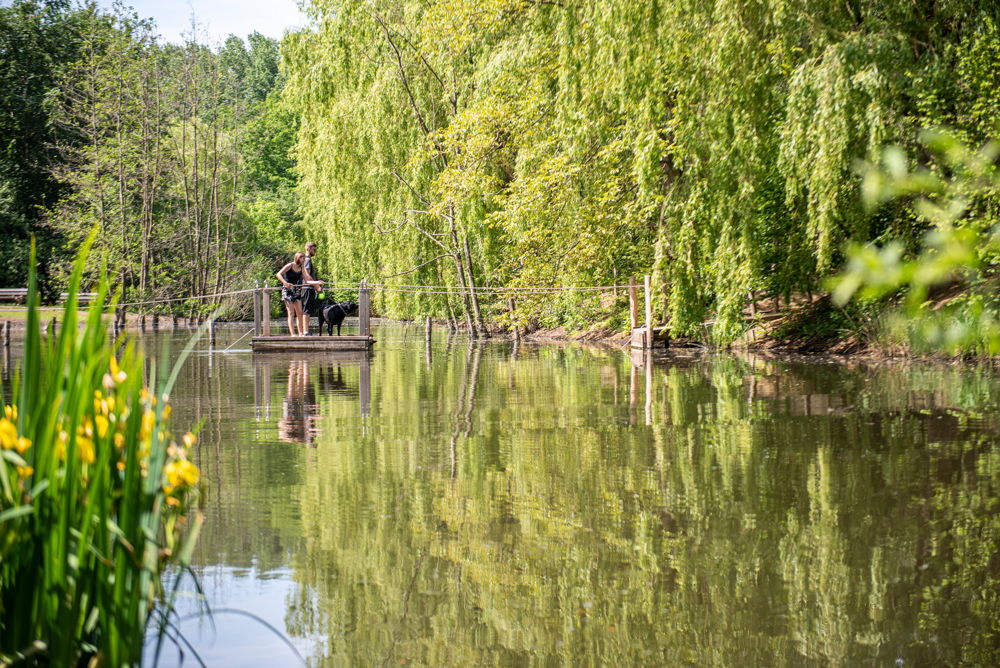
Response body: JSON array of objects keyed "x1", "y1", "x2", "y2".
[
  {"x1": 0, "y1": 419, "x2": 16, "y2": 449},
  {"x1": 114, "y1": 433, "x2": 125, "y2": 449},
  {"x1": 109, "y1": 356, "x2": 127, "y2": 384},
  {"x1": 15, "y1": 437, "x2": 30, "y2": 454},
  {"x1": 4, "y1": 405, "x2": 16, "y2": 421},
  {"x1": 164, "y1": 459, "x2": 199, "y2": 488},
  {"x1": 94, "y1": 396, "x2": 112, "y2": 416},
  {"x1": 77, "y1": 436, "x2": 95, "y2": 465},
  {"x1": 182, "y1": 432, "x2": 197, "y2": 448},
  {"x1": 16, "y1": 465, "x2": 33, "y2": 478},
  {"x1": 140, "y1": 410, "x2": 155, "y2": 441},
  {"x1": 162, "y1": 404, "x2": 171, "y2": 420},
  {"x1": 56, "y1": 430, "x2": 68, "y2": 460},
  {"x1": 94, "y1": 415, "x2": 109, "y2": 438},
  {"x1": 116, "y1": 460, "x2": 125, "y2": 471}
]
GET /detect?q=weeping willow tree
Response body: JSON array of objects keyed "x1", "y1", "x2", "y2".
[{"x1": 284, "y1": 0, "x2": 1000, "y2": 342}]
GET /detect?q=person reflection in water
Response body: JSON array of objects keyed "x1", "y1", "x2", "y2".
[{"x1": 278, "y1": 360, "x2": 320, "y2": 446}]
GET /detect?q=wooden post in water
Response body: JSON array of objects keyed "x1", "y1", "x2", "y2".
[
  {"x1": 254, "y1": 362, "x2": 262, "y2": 420},
  {"x1": 209, "y1": 319, "x2": 216, "y2": 347},
  {"x1": 358, "y1": 280, "x2": 370, "y2": 337},
  {"x1": 2, "y1": 321, "x2": 9, "y2": 348},
  {"x1": 360, "y1": 352, "x2": 371, "y2": 417},
  {"x1": 262, "y1": 287, "x2": 271, "y2": 335},
  {"x1": 425, "y1": 318, "x2": 433, "y2": 364},
  {"x1": 629, "y1": 277, "x2": 638, "y2": 331},
  {"x1": 645, "y1": 350, "x2": 653, "y2": 426},
  {"x1": 508, "y1": 297, "x2": 520, "y2": 341},
  {"x1": 252, "y1": 281, "x2": 262, "y2": 336},
  {"x1": 644, "y1": 275, "x2": 653, "y2": 347}
]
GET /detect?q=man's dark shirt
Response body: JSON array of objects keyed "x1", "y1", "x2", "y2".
[{"x1": 303, "y1": 254, "x2": 317, "y2": 281}]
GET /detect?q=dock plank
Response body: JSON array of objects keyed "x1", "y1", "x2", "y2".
[{"x1": 251, "y1": 335, "x2": 375, "y2": 352}]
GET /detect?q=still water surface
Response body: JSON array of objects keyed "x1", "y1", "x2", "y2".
[{"x1": 113, "y1": 322, "x2": 1000, "y2": 665}]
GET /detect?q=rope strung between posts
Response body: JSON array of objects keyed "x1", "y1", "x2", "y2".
[
  {"x1": 222, "y1": 328, "x2": 256, "y2": 352},
  {"x1": 113, "y1": 287, "x2": 260, "y2": 308},
  {"x1": 369, "y1": 284, "x2": 626, "y2": 294},
  {"x1": 93, "y1": 281, "x2": 630, "y2": 311}
]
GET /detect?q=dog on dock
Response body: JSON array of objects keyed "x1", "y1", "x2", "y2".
[{"x1": 317, "y1": 301, "x2": 358, "y2": 336}]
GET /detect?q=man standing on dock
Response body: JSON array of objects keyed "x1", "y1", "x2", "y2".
[{"x1": 303, "y1": 242, "x2": 320, "y2": 331}]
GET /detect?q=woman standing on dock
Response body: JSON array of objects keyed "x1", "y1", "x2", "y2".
[{"x1": 277, "y1": 252, "x2": 322, "y2": 335}]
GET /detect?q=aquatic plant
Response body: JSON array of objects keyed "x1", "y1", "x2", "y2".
[{"x1": 0, "y1": 236, "x2": 202, "y2": 666}]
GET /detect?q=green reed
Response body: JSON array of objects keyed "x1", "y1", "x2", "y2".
[{"x1": 0, "y1": 235, "x2": 202, "y2": 666}]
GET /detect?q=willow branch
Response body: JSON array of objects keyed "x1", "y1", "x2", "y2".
[
  {"x1": 381, "y1": 254, "x2": 453, "y2": 279},
  {"x1": 390, "y1": 169, "x2": 430, "y2": 205},
  {"x1": 370, "y1": 10, "x2": 431, "y2": 136}
]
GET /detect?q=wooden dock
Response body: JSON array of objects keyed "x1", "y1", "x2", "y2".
[
  {"x1": 251, "y1": 279, "x2": 375, "y2": 352},
  {"x1": 251, "y1": 335, "x2": 375, "y2": 352}
]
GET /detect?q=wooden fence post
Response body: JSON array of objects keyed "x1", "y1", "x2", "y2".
[
  {"x1": 629, "y1": 277, "x2": 638, "y2": 331},
  {"x1": 262, "y1": 286, "x2": 271, "y2": 335},
  {"x1": 359, "y1": 280, "x2": 370, "y2": 338},
  {"x1": 2, "y1": 321, "x2": 9, "y2": 348},
  {"x1": 253, "y1": 281, "x2": 262, "y2": 336},
  {"x1": 508, "y1": 297, "x2": 520, "y2": 342},
  {"x1": 644, "y1": 274, "x2": 653, "y2": 347}
]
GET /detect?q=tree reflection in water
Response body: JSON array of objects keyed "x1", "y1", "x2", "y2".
[{"x1": 161, "y1": 328, "x2": 1000, "y2": 666}]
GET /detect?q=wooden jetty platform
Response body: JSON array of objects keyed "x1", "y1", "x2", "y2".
[
  {"x1": 251, "y1": 334, "x2": 374, "y2": 352},
  {"x1": 249, "y1": 280, "x2": 375, "y2": 353}
]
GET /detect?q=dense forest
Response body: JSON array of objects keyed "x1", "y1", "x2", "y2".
[
  {"x1": 2, "y1": 0, "x2": 999, "y2": 343},
  {"x1": 0, "y1": 0, "x2": 299, "y2": 313}
]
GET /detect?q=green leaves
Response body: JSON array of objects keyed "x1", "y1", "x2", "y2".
[
  {"x1": 0, "y1": 236, "x2": 203, "y2": 665},
  {"x1": 285, "y1": 0, "x2": 1000, "y2": 343},
  {"x1": 833, "y1": 133, "x2": 1000, "y2": 354}
]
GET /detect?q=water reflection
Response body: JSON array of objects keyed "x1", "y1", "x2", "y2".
[
  {"x1": 41, "y1": 324, "x2": 999, "y2": 666},
  {"x1": 252, "y1": 352, "x2": 372, "y2": 448},
  {"x1": 277, "y1": 361, "x2": 320, "y2": 445}
]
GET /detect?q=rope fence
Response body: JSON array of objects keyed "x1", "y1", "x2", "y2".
[
  {"x1": 86, "y1": 281, "x2": 632, "y2": 311},
  {"x1": 6, "y1": 275, "x2": 662, "y2": 349}
]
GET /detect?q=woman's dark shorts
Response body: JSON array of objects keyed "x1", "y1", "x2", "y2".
[{"x1": 282, "y1": 286, "x2": 303, "y2": 302}]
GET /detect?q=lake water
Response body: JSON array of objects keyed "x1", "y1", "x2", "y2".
[{"x1": 13, "y1": 321, "x2": 999, "y2": 665}]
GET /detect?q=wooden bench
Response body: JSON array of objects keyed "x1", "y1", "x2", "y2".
[
  {"x1": 0, "y1": 288, "x2": 28, "y2": 304},
  {"x1": 59, "y1": 292, "x2": 98, "y2": 306},
  {"x1": 0, "y1": 289, "x2": 99, "y2": 306}
]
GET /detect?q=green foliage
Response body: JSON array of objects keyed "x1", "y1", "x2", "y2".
[
  {"x1": 833, "y1": 131, "x2": 1000, "y2": 354},
  {"x1": 0, "y1": 238, "x2": 202, "y2": 666},
  {"x1": 0, "y1": 0, "x2": 88, "y2": 294},
  {"x1": 0, "y1": 1, "x2": 300, "y2": 314},
  {"x1": 286, "y1": 0, "x2": 1000, "y2": 341}
]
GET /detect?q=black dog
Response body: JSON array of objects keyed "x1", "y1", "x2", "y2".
[{"x1": 319, "y1": 301, "x2": 358, "y2": 336}]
